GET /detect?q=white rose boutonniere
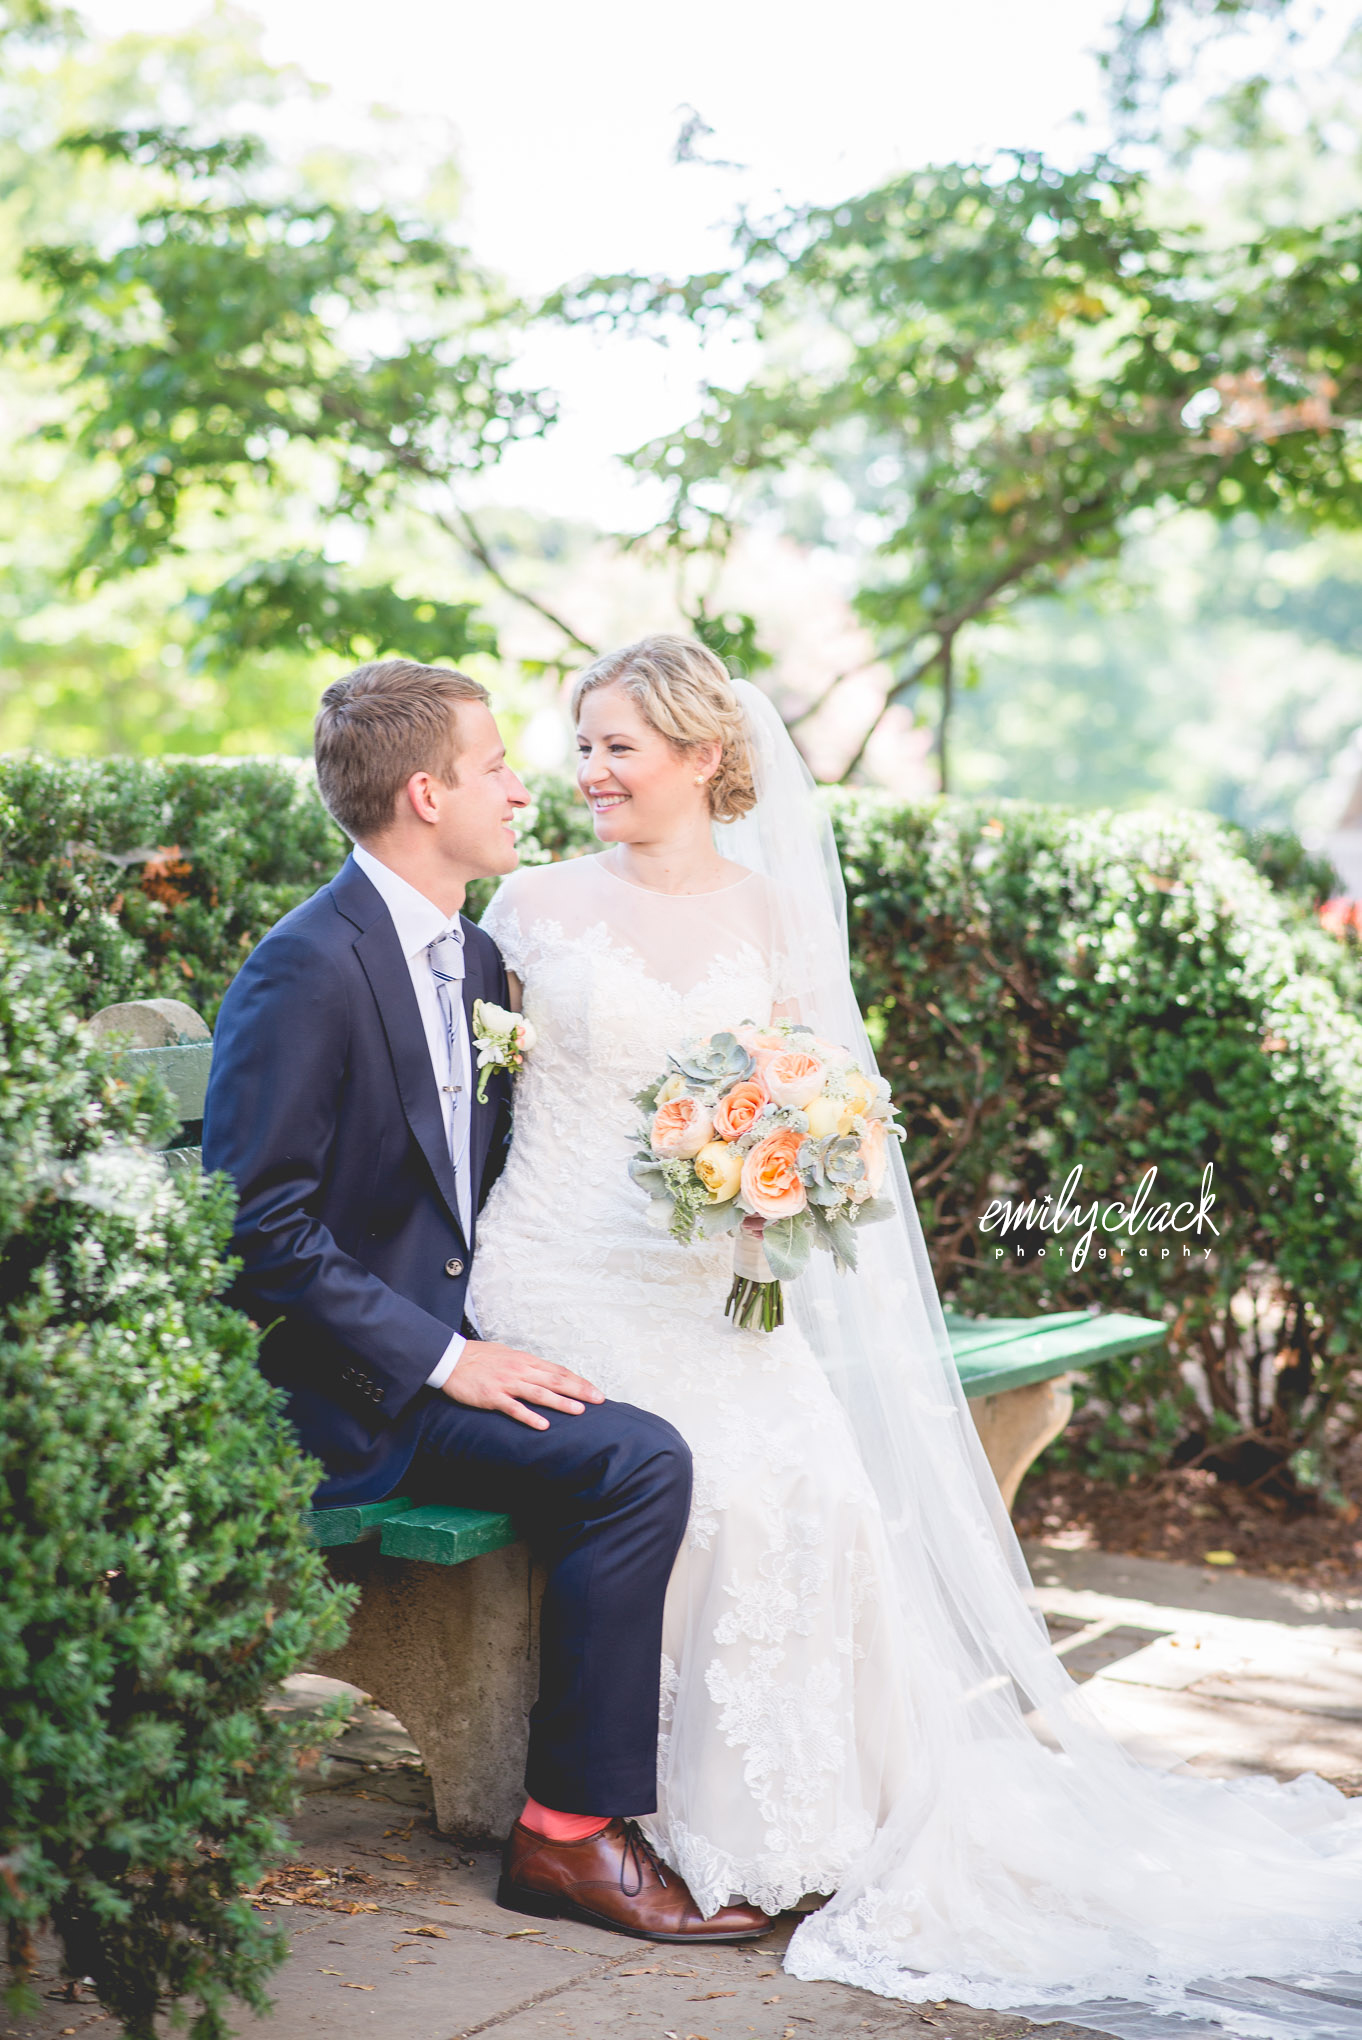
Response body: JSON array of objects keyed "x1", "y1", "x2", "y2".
[{"x1": 471, "y1": 999, "x2": 537, "y2": 1103}]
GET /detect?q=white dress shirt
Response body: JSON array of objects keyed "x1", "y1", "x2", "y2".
[{"x1": 352, "y1": 843, "x2": 474, "y2": 1389}]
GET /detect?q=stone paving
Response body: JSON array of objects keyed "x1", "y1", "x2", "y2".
[{"x1": 7, "y1": 1545, "x2": 1361, "y2": 2040}]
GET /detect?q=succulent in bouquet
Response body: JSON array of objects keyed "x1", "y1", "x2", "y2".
[{"x1": 628, "y1": 1021, "x2": 905, "y2": 1331}]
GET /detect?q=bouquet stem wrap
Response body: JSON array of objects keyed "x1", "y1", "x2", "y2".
[{"x1": 726, "y1": 1224, "x2": 784, "y2": 1332}]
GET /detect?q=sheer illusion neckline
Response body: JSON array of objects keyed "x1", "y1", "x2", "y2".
[{"x1": 595, "y1": 854, "x2": 757, "y2": 900}]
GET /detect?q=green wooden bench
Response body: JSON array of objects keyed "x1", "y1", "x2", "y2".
[{"x1": 91, "y1": 997, "x2": 1167, "y2": 1838}]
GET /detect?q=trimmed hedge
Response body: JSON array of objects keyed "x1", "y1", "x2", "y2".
[
  {"x1": 3, "y1": 753, "x2": 1361, "y2": 1489},
  {"x1": 0, "y1": 930, "x2": 354, "y2": 2036},
  {"x1": 839, "y1": 795, "x2": 1362, "y2": 1491},
  {"x1": 0, "y1": 756, "x2": 345, "y2": 1028}
]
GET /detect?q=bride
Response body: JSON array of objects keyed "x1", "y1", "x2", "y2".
[{"x1": 468, "y1": 633, "x2": 1362, "y2": 2040}]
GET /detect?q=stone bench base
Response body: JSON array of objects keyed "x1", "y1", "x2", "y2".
[
  {"x1": 313, "y1": 1538, "x2": 544, "y2": 1841},
  {"x1": 967, "y1": 1371, "x2": 1075, "y2": 1511}
]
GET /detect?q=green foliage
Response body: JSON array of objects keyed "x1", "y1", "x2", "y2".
[
  {"x1": 184, "y1": 555, "x2": 496, "y2": 672},
  {"x1": 834, "y1": 792, "x2": 1362, "y2": 1485},
  {"x1": 686, "y1": 599, "x2": 772, "y2": 679},
  {"x1": 0, "y1": 929, "x2": 353, "y2": 2035},
  {"x1": 562, "y1": 146, "x2": 1362, "y2": 779},
  {"x1": 8, "y1": 119, "x2": 553, "y2": 664},
  {"x1": 0, "y1": 755, "x2": 347, "y2": 1027}
]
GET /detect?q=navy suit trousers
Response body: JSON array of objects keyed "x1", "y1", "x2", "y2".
[{"x1": 403, "y1": 1392, "x2": 692, "y2": 1815}]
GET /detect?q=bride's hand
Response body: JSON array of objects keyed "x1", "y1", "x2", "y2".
[{"x1": 443, "y1": 1340, "x2": 605, "y2": 1430}]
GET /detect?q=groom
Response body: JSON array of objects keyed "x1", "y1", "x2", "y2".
[{"x1": 203, "y1": 658, "x2": 770, "y2": 1942}]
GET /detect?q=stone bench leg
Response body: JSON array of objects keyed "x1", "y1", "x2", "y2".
[
  {"x1": 968, "y1": 1373, "x2": 1075, "y2": 1513},
  {"x1": 309, "y1": 1539, "x2": 543, "y2": 1842}
]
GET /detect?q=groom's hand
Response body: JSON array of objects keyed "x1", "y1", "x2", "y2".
[{"x1": 443, "y1": 1340, "x2": 604, "y2": 1430}]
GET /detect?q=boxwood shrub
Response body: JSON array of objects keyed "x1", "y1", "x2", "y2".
[{"x1": 0, "y1": 929, "x2": 353, "y2": 2036}]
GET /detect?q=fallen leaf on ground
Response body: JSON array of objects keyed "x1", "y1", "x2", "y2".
[
  {"x1": 614, "y1": 1966, "x2": 659, "y2": 1976},
  {"x1": 1203, "y1": 1550, "x2": 1237, "y2": 1565},
  {"x1": 341, "y1": 1982, "x2": 375, "y2": 1991},
  {"x1": 410, "y1": 1925, "x2": 446, "y2": 1938},
  {"x1": 377, "y1": 1852, "x2": 409, "y2": 1862},
  {"x1": 506, "y1": 1927, "x2": 543, "y2": 1937},
  {"x1": 689, "y1": 1992, "x2": 737, "y2": 2001},
  {"x1": 319, "y1": 1969, "x2": 344, "y2": 1976}
]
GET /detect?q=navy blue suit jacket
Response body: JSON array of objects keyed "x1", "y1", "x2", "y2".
[{"x1": 202, "y1": 854, "x2": 513, "y2": 1503}]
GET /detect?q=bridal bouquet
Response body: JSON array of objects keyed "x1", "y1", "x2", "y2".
[{"x1": 629, "y1": 1021, "x2": 905, "y2": 1331}]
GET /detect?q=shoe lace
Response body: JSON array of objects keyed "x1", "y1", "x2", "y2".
[{"x1": 618, "y1": 1818, "x2": 669, "y2": 1899}]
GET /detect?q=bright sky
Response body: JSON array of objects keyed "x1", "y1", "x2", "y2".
[{"x1": 78, "y1": 0, "x2": 1120, "y2": 524}]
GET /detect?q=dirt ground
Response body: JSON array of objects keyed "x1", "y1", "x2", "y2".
[{"x1": 1013, "y1": 1455, "x2": 1362, "y2": 1592}]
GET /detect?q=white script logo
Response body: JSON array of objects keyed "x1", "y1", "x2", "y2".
[{"x1": 978, "y1": 1163, "x2": 1220, "y2": 1273}]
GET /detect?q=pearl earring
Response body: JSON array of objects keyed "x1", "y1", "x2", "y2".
[{"x1": 694, "y1": 774, "x2": 707, "y2": 786}]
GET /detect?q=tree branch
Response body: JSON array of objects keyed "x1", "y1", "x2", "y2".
[
  {"x1": 836, "y1": 643, "x2": 943, "y2": 782},
  {"x1": 432, "y1": 505, "x2": 599, "y2": 658}
]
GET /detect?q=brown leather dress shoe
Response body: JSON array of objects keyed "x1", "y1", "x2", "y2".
[{"x1": 497, "y1": 1817, "x2": 773, "y2": 1942}]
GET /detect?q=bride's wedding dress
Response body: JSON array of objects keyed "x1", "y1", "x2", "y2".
[{"x1": 470, "y1": 686, "x2": 1362, "y2": 2040}]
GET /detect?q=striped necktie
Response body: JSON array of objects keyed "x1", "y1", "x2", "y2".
[{"x1": 427, "y1": 924, "x2": 471, "y2": 1240}]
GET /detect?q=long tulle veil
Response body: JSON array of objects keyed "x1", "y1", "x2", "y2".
[{"x1": 716, "y1": 678, "x2": 1362, "y2": 2040}]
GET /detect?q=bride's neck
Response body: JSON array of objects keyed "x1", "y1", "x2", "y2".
[{"x1": 604, "y1": 823, "x2": 728, "y2": 896}]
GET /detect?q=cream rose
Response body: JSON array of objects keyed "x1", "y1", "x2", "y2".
[
  {"x1": 695, "y1": 1139, "x2": 743, "y2": 1202},
  {"x1": 651, "y1": 1094, "x2": 715, "y2": 1158},
  {"x1": 802, "y1": 1094, "x2": 844, "y2": 1140},
  {"x1": 739, "y1": 1129, "x2": 809, "y2": 1219},
  {"x1": 764, "y1": 1050, "x2": 826, "y2": 1110},
  {"x1": 654, "y1": 1071, "x2": 688, "y2": 1107},
  {"x1": 837, "y1": 1069, "x2": 876, "y2": 1133}
]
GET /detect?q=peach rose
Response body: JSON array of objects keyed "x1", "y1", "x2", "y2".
[
  {"x1": 740, "y1": 1129, "x2": 809, "y2": 1220},
  {"x1": 764, "y1": 1050, "x2": 826, "y2": 1110},
  {"x1": 651, "y1": 1094, "x2": 714, "y2": 1159},
  {"x1": 713, "y1": 1076, "x2": 770, "y2": 1142},
  {"x1": 850, "y1": 1118, "x2": 888, "y2": 1203},
  {"x1": 735, "y1": 1025, "x2": 788, "y2": 1074}
]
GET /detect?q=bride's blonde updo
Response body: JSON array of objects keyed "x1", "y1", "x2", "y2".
[{"x1": 570, "y1": 633, "x2": 758, "y2": 822}]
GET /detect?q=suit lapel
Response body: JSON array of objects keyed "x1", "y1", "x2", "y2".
[{"x1": 336, "y1": 860, "x2": 467, "y2": 1248}]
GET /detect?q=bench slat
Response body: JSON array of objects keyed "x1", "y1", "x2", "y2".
[
  {"x1": 944, "y1": 1309, "x2": 1092, "y2": 1355},
  {"x1": 954, "y1": 1310, "x2": 1165, "y2": 1397},
  {"x1": 307, "y1": 1496, "x2": 416, "y2": 1547},
  {"x1": 379, "y1": 1504, "x2": 518, "y2": 1566}
]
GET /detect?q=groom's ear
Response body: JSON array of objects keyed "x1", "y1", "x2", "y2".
[{"x1": 401, "y1": 767, "x2": 445, "y2": 826}]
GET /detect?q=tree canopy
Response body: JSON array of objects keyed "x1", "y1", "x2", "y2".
[
  {"x1": 9, "y1": 123, "x2": 558, "y2": 669},
  {"x1": 560, "y1": 134, "x2": 1362, "y2": 782}
]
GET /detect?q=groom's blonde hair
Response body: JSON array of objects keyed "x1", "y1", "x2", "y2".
[
  {"x1": 315, "y1": 658, "x2": 489, "y2": 841},
  {"x1": 570, "y1": 634, "x2": 757, "y2": 821}
]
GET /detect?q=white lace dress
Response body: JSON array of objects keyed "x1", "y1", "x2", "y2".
[{"x1": 471, "y1": 853, "x2": 912, "y2": 1916}]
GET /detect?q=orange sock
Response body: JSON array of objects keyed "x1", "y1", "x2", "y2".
[{"x1": 520, "y1": 1796, "x2": 611, "y2": 1843}]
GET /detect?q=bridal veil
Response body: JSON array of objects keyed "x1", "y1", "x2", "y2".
[{"x1": 716, "y1": 677, "x2": 1362, "y2": 2040}]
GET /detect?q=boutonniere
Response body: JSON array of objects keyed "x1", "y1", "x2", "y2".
[{"x1": 471, "y1": 1000, "x2": 537, "y2": 1103}]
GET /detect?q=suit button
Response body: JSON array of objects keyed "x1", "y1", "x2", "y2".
[{"x1": 444, "y1": 1257, "x2": 464, "y2": 1278}]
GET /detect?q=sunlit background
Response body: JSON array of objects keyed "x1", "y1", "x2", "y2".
[{"x1": 6, "y1": 0, "x2": 1362, "y2": 878}]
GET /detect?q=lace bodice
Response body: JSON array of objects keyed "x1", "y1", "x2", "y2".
[{"x1": 476, "y1": 855, "x2": 787, "y2": 1248}]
